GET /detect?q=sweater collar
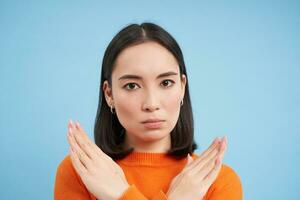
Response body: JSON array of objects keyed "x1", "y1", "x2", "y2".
[{"x1": 117, "y1": 151, "x2": 187, "y2": 166}]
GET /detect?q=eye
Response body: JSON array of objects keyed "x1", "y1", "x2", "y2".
[
  {"x1": 161, "y1": 79, "x2": 175, "y2": 88},
  {"x1": 123, "y1": 83, "x2": 139, "y2": 90}
]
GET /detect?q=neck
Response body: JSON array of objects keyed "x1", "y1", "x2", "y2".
[{"x1": 124, "y1": 133, "x2": 171, "y2": 153}]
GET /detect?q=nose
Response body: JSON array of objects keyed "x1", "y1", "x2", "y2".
[{"x1": 142, "y1": 91, "x2": 160, "y2": 112}]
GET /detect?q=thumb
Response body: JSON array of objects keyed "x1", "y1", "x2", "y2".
[
  {"x1": 186, "y1": 153, "x2": 193, "y2": 166},
  {"x1": 181, "y1": 153, "x2": 194, "y2": 174}
]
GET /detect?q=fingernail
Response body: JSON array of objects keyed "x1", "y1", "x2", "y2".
[
  {"x1": 76, "y1": 122, "x2": 80, "y2": 129},
  {"x1": 187, "y1": 153, "x2": 193, "y2": 164},
  {"x1": 69, "y1": 127, "x2": 72, "y2": 134},
  {"x1": 219, "y1": 140, "x2": 224, "y2": 151},
  {"x1": 220, "y1": 139, "x2": 226, "y2": 151},
  {"x1": 70, "y1": 119, "x2": 74, "y2": 127},
  {"x1": 214, "y1": 137, "x2": 218, "y2": 143}
]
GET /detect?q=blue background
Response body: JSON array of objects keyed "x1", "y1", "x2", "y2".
[{"x1": 0, "y1": 0, "x2": 299, "y2": 199}]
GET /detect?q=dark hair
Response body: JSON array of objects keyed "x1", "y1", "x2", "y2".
[{"x1": 94, "y1": 22, "x2": 197, "y2": 160}]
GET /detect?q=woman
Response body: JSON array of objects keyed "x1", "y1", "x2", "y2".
[{"x1": 54, "y1": 22, "x2": 242, "y2": 200}]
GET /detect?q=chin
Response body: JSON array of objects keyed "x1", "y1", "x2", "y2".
[{"x1": 138, "y1": 130, "x2": 169, "y2": 142}]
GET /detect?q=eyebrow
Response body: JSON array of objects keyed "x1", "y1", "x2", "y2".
[{"x1": 118, "y1": 71, "x2": 178, "y2": 80}]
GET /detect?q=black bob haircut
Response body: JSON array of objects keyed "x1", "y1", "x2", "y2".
[{"x1": 94, "y1": 22, "x2": 197, "y2": 160}]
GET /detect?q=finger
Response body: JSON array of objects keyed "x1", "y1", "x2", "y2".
[
  {"x1": 202, "y1": 154, "x2": 223, "y2": 186},
  {"x1": 167, "y1": 171, "x2": 182, "y2": 196},
  {"x1": 203, "y1": 137, "x2": 228, "y2": 184},
  {"x1": 186, "y1": 139, "x2": 221, "y2": 174},
  {"x1": 73, "y1": 121, "x2": 93, "y2": 146},
  {"x1": 168, "y1": 153, "x2": 193, "y2": 195},
  {"x1": 69, "y1": 147, "x2": 88, "y2": 176},
  {"x1": 74, "y1": 122, "x2": 98, "y2": 152},
  {"x1": 195, "y1": 139, "x2": 226, "y2": 180},
  {"x1": 202, "y1": 158, "x2": 222, "y2": 189},
  {"x1": 69, "y1": 129, "x2": 89, "y2": 165},
  {"x1": 195, "y1": 136, "x2": 226, "y2": 168},
  {"x1": 199, "y1": 137, "x2": 221, "y2": 158},
  {"x1": 187, "y1": 153, "x2": 193, "y2": 165},
  {"x1": 71, "y1": 120, "x2": 123, "y2": 174},
  {"x1": 183, "y1": 153, "x2": 193, "y2": 168},
  {"x1": 72, "y1": 120, "x2": 122, "y2": 173},
  {"x1": 77, "y1": 122, "x2": 120, "y2": 170},
  {"x1": 73, "y1": 121, "x2": 107, "y2": 158},
  {"x1": 219, "y1": 137, "x2": 228, "y2": 162},
  {"x1": 73, "y1": 121, "x2": 92, "y2": 144},
  {"x1": 69, "y1": 122, "x2": 95, "y2": 160},
  {"x1": 189, "y1": 137, "x2": 227, "y2": 179},
  {"x1": 182, "y1": 138, "x2": 220, "y2": 173},
  {"x1": 68, "y1": 127, "x2": 92, "y2": 170}
]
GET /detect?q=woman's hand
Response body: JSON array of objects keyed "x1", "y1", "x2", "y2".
[
  {"x1": 166, "y1": 137, "x2": 227, "y2": 200},
  {"x1": 66, "y1": 119, "x2": 129, "y2": 200}
]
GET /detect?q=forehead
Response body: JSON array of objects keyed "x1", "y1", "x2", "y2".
[{"x1": 112, "y1": 41, "x2": 179, "y2": 77}]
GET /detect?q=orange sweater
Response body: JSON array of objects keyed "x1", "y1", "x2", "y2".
[{"x1": 54, "y1": 152, "x2": 242, "y2": 200}]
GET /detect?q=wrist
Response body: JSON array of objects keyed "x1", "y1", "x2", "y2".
[{"x1": 115, "y1": 183, "x2": 130, "y2": 199}]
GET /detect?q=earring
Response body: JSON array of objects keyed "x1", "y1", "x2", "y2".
[
  {"x1": 180, "y1": 99, "x2": 184, "y2": 106},
  {"x1": 110, "y1": 105, "x2": 115, "y2": 114}
]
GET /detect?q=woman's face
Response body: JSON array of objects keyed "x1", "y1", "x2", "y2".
[{"x1": 103, "y1": 41, "x2": 186, "y2": 152}]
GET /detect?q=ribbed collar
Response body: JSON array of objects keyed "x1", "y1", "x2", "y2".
[{"x1": 117, "y1": 151, "x2": 187, "y2": 167}]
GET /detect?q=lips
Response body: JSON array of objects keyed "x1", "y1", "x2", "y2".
[
  {"x1": 142, "y1": 119, "x2": 165, "y2": 123},
  {"x1": 141, "y1": 118, "x2": 165, "y2": 129}
]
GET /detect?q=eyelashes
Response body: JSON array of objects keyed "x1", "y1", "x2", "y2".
[
  {"x1": 123, "y1": 79, "x2": 175, "y2": 91},
  {"x1": 123, "y1": 83, "x2": 138, "y2": 90}
]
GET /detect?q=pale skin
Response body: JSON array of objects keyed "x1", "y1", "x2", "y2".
[
  {"x1": 104, "y1": 41, "x2": 186, "y2": 153},
  {"x1": 67, "y1": 121, "x2": 129, "y2": 200},
  {"x1": 67, "y1": 41, "x2": 228, "y2": 200}
]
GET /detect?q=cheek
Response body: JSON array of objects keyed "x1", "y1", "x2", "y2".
[
  {"x1": 163, "y1": 90, "x2": 181, "y2": 128},
  {"x1": 166, "y1": 95, "x2": 180, "y2": 113},
  {"x1": 113, "y1": 93, "x2": 138, "y2": 128}
]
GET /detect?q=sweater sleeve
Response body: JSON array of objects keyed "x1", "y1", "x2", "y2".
[
  {"x1": 55, "y1": 155, "x2": 166, "y2": 200},
  {"x1": 151, "y1": 190, "x2": 168, "y2": 200},
  {"x1": 119, "y1": 185, "x2": 168, "y2": 200},
  {"x1": 54, "y1": 155, "x2": 96, "y2": 200},
  {"x1": 119, "y1": 185, "x2": 148, "y2": 200},
  {"x1": 204, "y1": 164, "x2": 243, "y2": 200}
]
